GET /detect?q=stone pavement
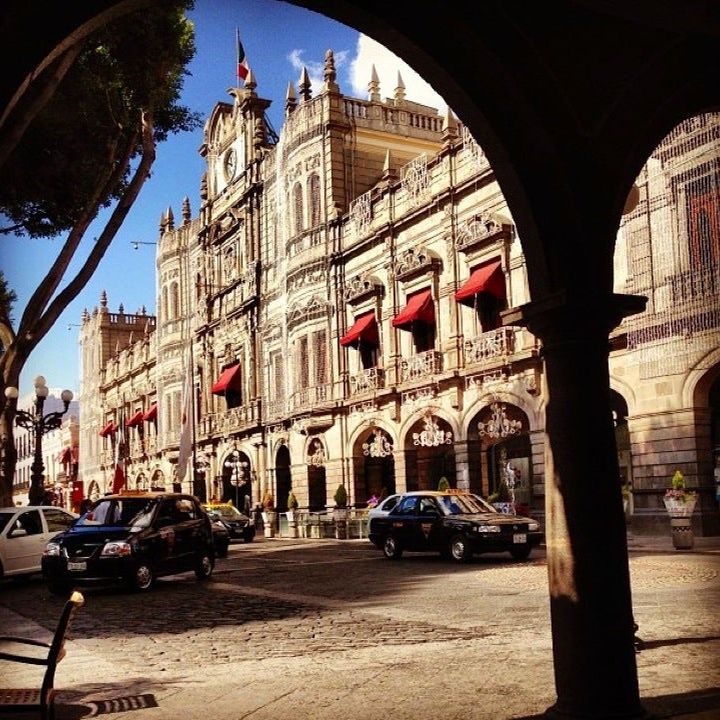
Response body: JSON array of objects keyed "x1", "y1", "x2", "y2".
[{"x1": 0, "y1": 533, "x2": 718, "y2": 720}]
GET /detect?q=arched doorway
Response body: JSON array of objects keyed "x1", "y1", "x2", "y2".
[
  {"x1": 467, "y1": 402, "x2": 531, "y2": 511},
  {"x1": 222, "y1": 449, "x2": 252, "y2": 512},
  {"x1": 87, "y1": 479, "x2": 101, "y2": 502},
  {"x1": 135, "y1": 472, "x2": 147, "y2": 491},
  {"x1": 404, "y1": 412, "x2": 456, "y2": 491},
  {"x1": 708, "y1": 376, "x2": 720, "y2": 507},
  {"x1": 353, "y1": 427, "x2": 396, "y2": 504},
  {"x1": 307, "y1": 438, "x2": 327, "y2": 511},
  {"x1": 151, "y1": 469, "x2": 165, "y2": 491},
  {"x1": 275, "y1": 444, "x2": 291, "y2": 513}
]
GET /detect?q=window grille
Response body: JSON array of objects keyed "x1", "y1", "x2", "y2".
[
  {"x1": 293, "y1": 183, "x2": 304, "y2": 235},
  {"x1": 314, "y1": 329, "x2": 327, "y2": 385},
  {"x1": 308, "y1": 174, "x2": 321, "y2": 227},
  {"x1": 618, "y1": 112, "x2": 720, "y2": 378}
]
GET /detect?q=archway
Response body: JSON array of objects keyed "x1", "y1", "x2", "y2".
[
  {"x1": 404, "y1": 412, "x2": 456, "y2": 492},
  {"x1": 467, "y1": 401, "x2": 531, "y2": 512},
  {"x1": 151, "y1": 469, "x2": 165, "y2": 491},
  {"x1": 711, "y1": 377, "x2": 720, "y2": 505},
  {"x1": 135, "y1": 472, "x2": 147, "y2": 491},
  {"x1": 275, "y1": 444, "x2": 291, "y2": 513},
  {"x1": 221, "y1": 449, "x2": 252, "y2": 512},
  {"x1": 352, "y1": 426, "x2": 395, "y2": 505},
  {"x1": 307, "y1": 438, "x2": 327, "y2": 511}
]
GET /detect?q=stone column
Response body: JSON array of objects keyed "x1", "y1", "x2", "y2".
[{"x1": 506, "y1": 292, "x2": 648, "y2": 720}]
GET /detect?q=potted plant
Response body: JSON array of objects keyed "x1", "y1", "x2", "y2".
[
  {"x1": 663, "y1": 470, "x2": 697, "y2": 550},
  {"x1": 333, "y1": 484, "x2": 348, "y2": 539},
  {"x1": 437, "y1": 477, "x2": 450, "y2": 491},
  {"x1": 261, "y1": 490, "x2": 276, "y2": 538},
  {"x1": 286, "y1": 491, "x2": 299, "y2": 538}
]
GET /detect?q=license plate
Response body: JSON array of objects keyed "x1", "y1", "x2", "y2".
[
  {"x1": 67, "y1": 560, "x2": 86, "y2": 571},
  {"x1": 513, "y1": 534, "x2": 527, "y2": 544}
]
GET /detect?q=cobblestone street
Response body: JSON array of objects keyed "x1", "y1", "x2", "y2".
[{"x1": 1, "y1": 538, "x2": 719, "y2": 719}]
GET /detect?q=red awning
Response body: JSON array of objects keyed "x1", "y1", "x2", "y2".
[
  {"x1": 392, "y1": 289, "x2": 435, "y2": 330},
  {"x1": 98, "y1": 421, "x2": 116, "y2": 437},
  {"x1": 212, "y1": 363, "x2": 242, "y2": 396},
  {"x1": 59, "y1": 447, "x2": 72, "y2": 464},
  {"x1": 340, "y1": 311, "x2": 379, "y2": 348},
  {"x1": 454, "y1": 260, "x2": 505, "y2": 307},
  {"x1": 126, "y1": 410, "x2": 144, "y2": 428},
  {"x1": 143, "y1": 404, "x2": 157, "y2": 421}
]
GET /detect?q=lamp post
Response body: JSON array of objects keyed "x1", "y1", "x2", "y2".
[
  {"x1": 4, "y1": 376, "x2": 74, "y2": 505},
  {"x1": 223, "y1": 449, "x2": 248, "y2": 509}
]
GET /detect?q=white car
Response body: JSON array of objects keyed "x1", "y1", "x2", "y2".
[
  {"x1": 367, "y1": 494, "x2": 401, "y2": 534},
  {"x1": 0, "y1": 505, "x2": 78, "y2": 579}
]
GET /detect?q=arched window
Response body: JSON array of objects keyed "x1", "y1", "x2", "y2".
[
  {"x1": 308, "y1": 174, "x2": 321, "y2": 227},
  {"x1": 293, "y1": 183, "x2": 304, "y2": 235},
  {"x1": 170, "y1": 282, "x2": 180, "y2": 320},
  {"x1": 162, "y1": 286, "x2": 169, "y2": 321}
]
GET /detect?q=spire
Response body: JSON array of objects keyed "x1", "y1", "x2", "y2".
[
  {"x1": 285, "y1": 81, "x2": 297, "y2": 116},
  {"x1": 82, "y1": 308, "x2": 90, "y2": 322},
  {"x1": 368, "y1": 64, "x2": 380, "y2": 102},
  {"x1": 298, "y1": 66, "x2": 312, "y2": 102},
  {"x1": 118, "y1": 302, "x2": 124, "y2": 315},
  {"x1": 381, "y1": 149, "x2": 397, "y2": 186},
  {"x1": 442, "y1": 106, "x2": 458, "y2": 146},
  {"x1": 100, "y1": 290, "x2": 108, "y2": 309},
  {"x1": 324, "y1": 49, "x2": 339, "y2": 92},
  {"x1": 394, "y1": 72, "x2": 406, "y2": 104},
  {"x1": 166, "y1": 205, "x2": 175, "y2": 231},
  {"x1": 182, "y1": 196, "x2": 191, "y2": 225}
]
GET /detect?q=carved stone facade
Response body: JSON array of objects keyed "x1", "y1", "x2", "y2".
[{"x1": 78, "y1": 57, "x2": 719, "y2": 535}]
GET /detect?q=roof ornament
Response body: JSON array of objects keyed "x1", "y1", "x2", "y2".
[
  {"x1": 368, "y1": 64, "x2": 380, "y2": 102},
  {"x1": 285, "y1": 81, "x2": 297, "y2": 116},
  {"x1": 298, "y1": 66, "x2": 312, "y2": 102},
  {"x1": 324, "y1": 49, "x2": 338, "y2": 92},
  {"x1": 394, "y1": 71, "x2": 406, "y2": 104}
]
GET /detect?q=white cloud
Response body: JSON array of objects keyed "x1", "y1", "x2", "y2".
[
  {"x1": 287, "y1": 48, "x2": 350, "y2": 93},
  {"x1": 348, "y1": 35, "x2": 447, "y2": 113}
]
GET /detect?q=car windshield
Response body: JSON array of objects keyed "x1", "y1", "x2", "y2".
[
  {"x1": 208, "y1": 505, "x2": 243, "y2": 520},
  {"x1": 437, "y1": 494, "x2": 496, "y2": 515},
  {"x1": 76, "y1": 498, "x2": 156, "y2": 528}
]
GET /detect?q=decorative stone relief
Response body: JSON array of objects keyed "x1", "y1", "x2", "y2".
[
  {"x1": 461, "y1": 126, "x2": 490, "y2": 173},
  {"x1": 344, "y1": 274, "x2": 383, "y2": 304},
  {"x1": 455, "y1": 212, "x2": 511, "y2": 252},
  {"x1": 362, "y1": 427, "x2": 394, "y2": 458},
  {"x1": 401, "y1": 386, "x2": 437, "y2": 411},
  {"x1": 286, "y1": 295, "x2": 330, "y2": 332},
  {"x1": 349, "y1": 400, "x2": 377, "y2": 416},
  {"x1": 412, "y1": 412, "x2": 453, "y2": 447},
  {"x1": 287, "y1": 261, "x2": 327, "y2": 294},
  {"x1": 307, "y1": 438, "x2": 326, "y2": 466},
  {"x1": 401, "y1": 154, "x2": 430, "y2": 206},
  {"x1": 394, "y1": 246, "x2": 440, "y2": 280},
  {"x1": 349, "y1": 190, "x2": 372, "y2": 237}
]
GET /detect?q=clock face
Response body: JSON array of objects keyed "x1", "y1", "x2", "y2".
[{"x1": 223, "y1": 148, "x2": 237, "y2": 181}]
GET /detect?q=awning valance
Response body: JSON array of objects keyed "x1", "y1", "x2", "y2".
[
  {"x1": 143, "y1": 404, "x2": 157, "y2": 422},
  {"x1": 98, "y1": 421, "x2": 116, "y2": 437},
  {"x1": 392, "y1": 289, "x2": 435, "y2": 330},
  {"x1": 212, "y1": 363, "x2": 242, "y2": 396},
  {"x1": 454, "y1": 260, "x2": 504, "y2": 307},
  {"x1": 126, "y1": 410, "x2": 144, "y2": 428},
  {"x1": 340, "y1": 311, "x2": 379, "y2": 348}
]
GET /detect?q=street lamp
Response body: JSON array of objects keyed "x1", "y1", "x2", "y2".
[
  {"x1": 194, "y1": 453, "x2": 211, "y2": 502},
  {"x1": 223, "y1": 449, "x2": 248, "y2": 509},
  {"x1": 4, "y1": 377, "x2": 74, "y2": 505}
]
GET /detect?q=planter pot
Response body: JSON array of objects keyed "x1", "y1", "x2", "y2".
[
  {"x1": 262, "y1": 511, "x2": 276, "y2": 538},
  {"x1": 663, "y1": 496, "x2": 697, "y2": 518},
  {"x1": 286, "y1": 510, "x2": 298, "y2": 538},
  {"x1": 333, "y1": 507, "x2": 348, "y2": 539},
  {"x1": 670, "y1": 517, "x2": 694, "y2": 550}
]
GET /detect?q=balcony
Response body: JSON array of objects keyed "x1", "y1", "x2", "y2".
[
  {"x1": 197, "y1": 401, "x2": 261, "y2": 438},
  {"x1": 290, "y1": 384, "x2": 332, "y2": 412},
  {"x1": 400, "y1": 350, "x2": 443, "y2": 383},
  {"x1": 349, "y1": 367, "x2": 385, "y2": 395},
  {"x1": 464, "y1": 327, "x2": 516, "y2": 367}
]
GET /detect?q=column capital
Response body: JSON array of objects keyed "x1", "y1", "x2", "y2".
[{"x1": 501, "y1": 291, "x2": 647, "y2": 343}]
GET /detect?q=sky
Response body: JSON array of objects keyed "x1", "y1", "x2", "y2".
[{"x1": 0, "y1": 0, "x2": 448, "y2": 397}]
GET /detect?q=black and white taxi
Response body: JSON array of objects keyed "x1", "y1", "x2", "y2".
[{"x1": 368, "y1": 490, "x2": 542, "y2": 562}]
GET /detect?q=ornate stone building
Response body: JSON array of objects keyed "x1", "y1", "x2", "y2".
[{"x1": 78, "y1": 55, "x2": 719, "y2": 536}]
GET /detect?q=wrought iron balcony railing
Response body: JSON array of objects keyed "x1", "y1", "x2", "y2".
[{"x1": 400, "y1": 350, "x2": 443, "y2": 383}]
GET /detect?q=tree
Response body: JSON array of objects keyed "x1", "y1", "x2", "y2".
[{"x1": 0, "y1": 0, "x2": 200, "y2": 506}]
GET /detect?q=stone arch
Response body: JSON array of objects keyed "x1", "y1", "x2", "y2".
[
  {"x1": 682, "y1": 346, "x2": 720, "y2": 409},
  {"x1": 461, "y1": 388, "x2": 540, "y2": 440},
  {"x1": 609, "y1": 375, "x2": 638, "y2": 416},
  {"x1": 350, "y1": 424, "x2": 396, "y2": 505},
  {"x1": 220, "y1": 448, "x2": 252, "y2": 511},
  {"x1": 401, "y1": 408, "x2": 457, "y2": 491},
  {"x1": 150, "y1": 468, "x2": 165, "y2": 491},
  {"x1": 274, "y1": 443, "x2": 292, "y2": 513},
  {"x1": 305, "y1": 436, "x2": 327, "y2": 511}
]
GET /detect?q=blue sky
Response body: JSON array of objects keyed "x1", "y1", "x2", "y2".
[{"x1": 0, "y1": 0, "x2": 447, "y2": 396}]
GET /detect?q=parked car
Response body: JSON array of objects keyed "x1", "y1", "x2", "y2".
[
  {"x1": 210, "y1": 516, "x2": 230, "y2": 558},
  {"x1": 0, "y1": 506, "x2": 77, "y2": 580},
  {"x1": 42, "y1": 491, "x2": 215, "y2": 594},
  {"x1": 203, "y1": 502, "x2": 255, "y2": 543},
  {"x1": 368, "y1": 490, "x2": 542, "y2": 562}
]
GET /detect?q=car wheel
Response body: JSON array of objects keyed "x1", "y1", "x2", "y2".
[
  {"x1": 47, "y1": 582, "x2": 71, "y2": 597},
  {"x1": 510, "y1": 545, "x2": 532, "y2": 561},
  {"x1": 449, "y1": 533, "x2": 473, "y2": 563},
  {"x1": 382, "y1": 534, "x2": 403, "y2": 560},
  {"x1": 195, "y1": 553, "x2": 214, "y2": 580},
  {"x1": 131, "y1": 562, "x2": 155, "y2": 592}
]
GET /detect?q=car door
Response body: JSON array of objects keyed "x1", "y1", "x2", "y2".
[
  {"x1": 416, "y1": 496, "x2": 444, "y2": 551},
  {"x1": 388, "y1": 496, "x2": 421, "y2": 550},
  {"x1": 3, "y1": 509, "x2": 46, "y2": 574}
]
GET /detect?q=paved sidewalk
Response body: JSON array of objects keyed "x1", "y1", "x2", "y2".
[{"x1": 0, "y1": 535, "x2": 718, "y2": 720}]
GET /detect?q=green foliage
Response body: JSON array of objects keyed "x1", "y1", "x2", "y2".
[
  {"x1": 287, "y1": 491, "x2": 298, "y2": 510},
  {"x1": 333, "y1": 484, "x2": 348, "y2": 508},
  {"x1": 437, "y1": 477, "x2": 450, "y2": 491},
  {"x1": 671, "y1": 470, "x2": 685, "y2": 491},
  {"x1": 0, "y1": 0, "x2": 200, "y2": 238},
  {"x1": 0, "y1": 271, "x2": 16, "y2": 322}
]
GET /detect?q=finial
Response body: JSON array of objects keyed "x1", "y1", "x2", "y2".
[
  {"x1": 394, "y1": 72, "x2": 406, "y2": 103},
  {"x1": 298, "y1": 66, "x2": 312, "y2": 102},
  {"x1": 253, "y1": 116, "x2": 265, "y2": 148},
  {"x1": 82, "y1": 308, "x2": 90, "y2": 322},
  {"x1": 141, "y1": 304, "x2": 147, "y2": 315},
  {"x1": 118, "y1": 302, "x2": 124, "y2": 315},
  {"x1": 324, "y1": 49, "x2": 338, "y2": 92},
  {"x1": 159, "y1": 210, "x2": 167, "y2": 234},
  {"x1": 285, "y1": 81, "x2": 297, "y2": 116},
  {"x1": 100, "y1": 290, "x2": 108, "y2": 308},
  {"x1": 182, "y1": 196, "x2": 191, "y2": 225},
  {"x1": 381, "y1": 149, "x2": 397, "y2": 185},
  {"x1": 368, "y1": 64, "x2": 380, "y2": 102},
  {"x1": 166, "y1": 206, "x2": 175, "y2": 231},
  {"x1": 245, "y1": 68, "x2": 257, "y2": 93}
]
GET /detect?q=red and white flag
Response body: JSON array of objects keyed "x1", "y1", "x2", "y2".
[
  {"x1": 177, "y1": 347, "x2": 193, "y2": 484},
  {"x1": 236, "y1": 28, "x2": 249, "y2": 83},
  {"x1": 112, "y1": 406, "x2": 126, "y2": 493}
]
